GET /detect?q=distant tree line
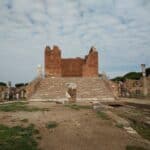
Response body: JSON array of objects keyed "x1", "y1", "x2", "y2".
[
  {"x1": 111, "y1": 67, "x2": 150, "y2": 82},
  {"x1": 15, "y1": 83, "x2": 28, "y2": 88},
  {"x1": 0, "y1": 82, "x2": 28, "y2": 87},
  {"x1": 0, "y1": 82, "x2": 7, "y2": 86}
]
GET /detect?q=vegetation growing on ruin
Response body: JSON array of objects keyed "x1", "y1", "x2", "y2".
[
  {"x1": 0, "y1": 124, "x2": 40, "y2": 150},
  {"x1": 0, "y1": 102, "x2": 50, "y2": 112}
]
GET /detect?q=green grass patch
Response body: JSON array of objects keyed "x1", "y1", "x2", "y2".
[
  {"x1": 0, "y1": 124, "x2": 40, "y2": 150},
  {"x1": 129, "y1": 119, "x2": 150, "y2": 141},
  {"x1": 0, "y1": 102, "x2": 50, "y2": 112},
  {"x1": 116, "y1": 123, "x2": 124, "y2": 128},
  {"x1": 20, "y1": 118, "x2": 28, "y2": 123},
  {"x1": 65, "y1": 104, "x2": 92, "y2": 110},
  {"x1": 96, "y1": 111, "x2": 110, "y2": 120},
  {"x1": 126, "y1": 145, "x2": 148, "y2": 150},
  {"x1": 46, "y1": 121, "x2": 58, "y2": 129}
]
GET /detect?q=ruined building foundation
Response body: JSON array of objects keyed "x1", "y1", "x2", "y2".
[{"x1": 28, "y1": 45, "x2": 115, "y2": 102}]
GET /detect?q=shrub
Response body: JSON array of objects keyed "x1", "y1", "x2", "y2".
[
  {"x1": 146, "y1": 68, "x2": 150, "y2": 77},
  {"x1": 0, "y1": 82, "x2": 7, "y2": 86},
  {"x1": 15, "y1": 83, "x2": 25, "y2": 88}
]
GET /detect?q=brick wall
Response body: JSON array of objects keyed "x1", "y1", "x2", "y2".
[
  {"x1": 83, "y1": 48, "x2": 98, "y2": 77},
  {"x1": 45, "y1": 46, "x2": 99, "y2": 77},
  {"x1": 61, "y1": 58, "x2": 84, "y2": 77},
  {"x1": 45, "y1": 46, "x2": 61, "y2": 77}
]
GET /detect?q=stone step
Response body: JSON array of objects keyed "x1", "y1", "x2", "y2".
[{"x1": 31, "y1": 77, "x2": 115, "y2": 101}]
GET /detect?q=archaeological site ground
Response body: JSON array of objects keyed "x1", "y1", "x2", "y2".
[
  {"x1": 0, "y1": 46, "x2": 150, "y2": 150},
  {"x1": 1, "y1": 0, "x2": 150, "y2": 150}
]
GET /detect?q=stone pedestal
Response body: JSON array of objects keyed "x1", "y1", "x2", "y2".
[{"x1": 66, "y1": 83, "x2": 77, "y2": 103}]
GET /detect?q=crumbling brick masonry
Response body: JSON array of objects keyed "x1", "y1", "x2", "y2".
[{"x1": 45, "y1": 45, "x2": 99, "y2": 77}]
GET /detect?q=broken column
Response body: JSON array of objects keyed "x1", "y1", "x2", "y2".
[{"x1": 141, "y1": 64, "x2": 148, "y2": 96}]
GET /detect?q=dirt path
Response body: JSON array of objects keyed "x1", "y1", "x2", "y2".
[{"x1": 0, "y1": 102, "x2": 149, "y2": 150}]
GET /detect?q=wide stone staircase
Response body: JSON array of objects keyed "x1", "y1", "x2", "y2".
[{"x1": 30, "y1": 77, "x2": 115, "y2": 102}]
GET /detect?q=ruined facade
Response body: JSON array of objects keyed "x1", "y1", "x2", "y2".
[{"x1": 45, "y1": 45, "x2": 99, "y2": 77}]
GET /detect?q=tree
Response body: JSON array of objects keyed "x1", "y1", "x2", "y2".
[
  {"x1": 111, "y1": 76, "x2": 125, "y2": 82},
  {"x1": 123, "y1": 72, "x2": 142, "y2": 80},
  {"x1": 0, "y1": 82, "x2": 7, "y2": 86},
  {"x1": 146, "y1": 67, "x2": 150, "y2": 77},
  {"x1": 15, "y1": 83, "x2": 25, "y2": 88}
]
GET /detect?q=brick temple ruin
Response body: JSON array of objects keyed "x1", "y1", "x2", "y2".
[
  {"x1": 24, "y1": 45, "x2": 115, "y2": 101},
  {"x1": 45, "y1": 45, "x2": 98, "y2": 77}
]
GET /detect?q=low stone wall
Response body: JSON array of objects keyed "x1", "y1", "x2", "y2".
[
  {"x1": 125, "y1": 79, "x2": 143, "y2": 95},
  {"x1": 26, "y1": 77, "x2": 42, "y2": 99},
  {"x1": 114, "y1": 77, "x2": 150, "y2": 97}
]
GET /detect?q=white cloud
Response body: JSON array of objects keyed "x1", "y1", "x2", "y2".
[{"x1": 0, "y1": 0, "x2": 150, "y2": 83}]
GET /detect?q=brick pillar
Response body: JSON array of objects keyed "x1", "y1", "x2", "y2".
[
  {"x1": 45, "y1": 45, "x2": 62, "y2": 77},
  {"x1": 82, "y1": 47, "x2": 98, "y2": 77}
]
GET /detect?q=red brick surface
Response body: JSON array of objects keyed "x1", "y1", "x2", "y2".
[
  {"x1": 45, "y1": 46, "x2": 61, "y2": 77},
  {"x1": 61, "y1": 58, "x2": 84, "y2": 77},
  {"x1": 45, "y1": 46, "x2": 98, "y2": 77}
]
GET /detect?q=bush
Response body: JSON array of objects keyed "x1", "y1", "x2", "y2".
[
  {"x1": 0, "y1": 82, "x2": 7, "y2": 86},
  {"x1": 15, "y1": 83, "x2": 25, "y2": 88}
]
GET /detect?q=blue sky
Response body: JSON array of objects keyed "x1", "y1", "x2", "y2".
[{"x1": 0, "y1": 0, "x2": 150, "y2": 84}]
